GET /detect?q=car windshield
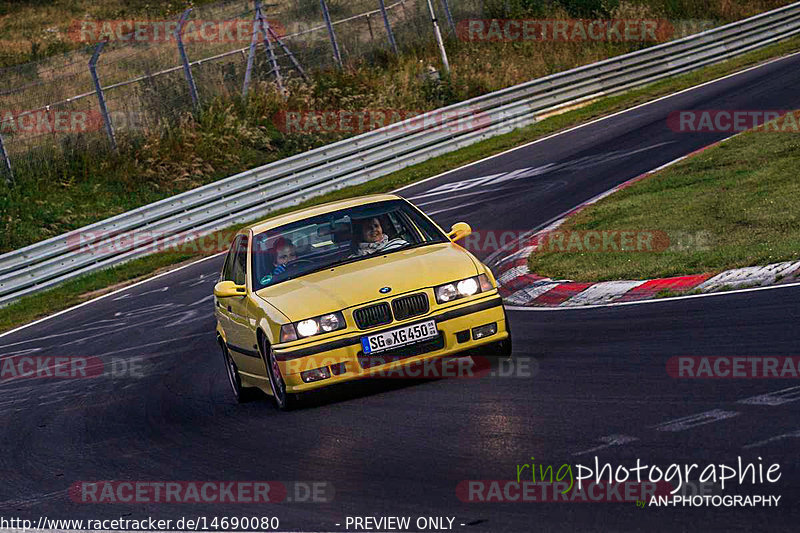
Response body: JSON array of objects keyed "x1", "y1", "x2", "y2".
[{"x1": 251, "y1": 200, "x2": 448, "y2": 291}]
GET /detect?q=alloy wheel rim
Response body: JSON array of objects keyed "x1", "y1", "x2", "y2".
[
  {"x1": 224, "y1": 348, "x2": 239, "y2": 398},
  {"x1": 268, "y1": 347, "x2": 287, "y2": 405}
]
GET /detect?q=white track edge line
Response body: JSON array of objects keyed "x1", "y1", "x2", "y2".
[{"x1": 0, "y1": 252, "x2": 226, "y2": 339}]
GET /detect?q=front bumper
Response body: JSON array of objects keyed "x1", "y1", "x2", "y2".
[{"x1": 273, "y1": 294, "x2": 508, "y2": 393}]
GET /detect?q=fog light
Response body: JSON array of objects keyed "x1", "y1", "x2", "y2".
[
  {"x1": 301, "y1": 366, "x2": 331, "y2": 383},
  {"x1": 330, "y1": 362, "x2": 347, "y2": 375},
  {"x1": 471, "y1": 323, "x2": 497, "y2": 340}
]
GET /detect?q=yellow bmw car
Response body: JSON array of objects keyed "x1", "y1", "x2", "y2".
[{"x1": 213, "y1": 194, "x2": 511, "y2": 409}]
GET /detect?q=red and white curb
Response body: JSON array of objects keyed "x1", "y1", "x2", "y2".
[
  {"x1": 490, "y1": 139, "x2": 800, "y2": 307},
  {"x1": 495, "y1": 245, "x2": 800, "y2": 308}
]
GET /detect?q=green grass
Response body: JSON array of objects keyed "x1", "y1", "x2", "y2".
[
  {"x1": 0, "y1": 0, "x2": 791, "y2": 253},
  {"x1": 2, "y1": 35, "x2": 800, "y2": 334},
  {"x1": 528, "y1": 118, "x2": 800, "y2": 282}
]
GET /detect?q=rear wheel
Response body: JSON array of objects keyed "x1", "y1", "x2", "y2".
[{"x1": 261, "y1": 336, "x2": 299, "y2": 411}]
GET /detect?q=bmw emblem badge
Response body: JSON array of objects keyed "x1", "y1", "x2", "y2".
[{"x1": 379, "y1": 287, "x2": 392, "y2": 294}]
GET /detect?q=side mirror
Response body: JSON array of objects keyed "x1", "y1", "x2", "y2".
[
  {"x1": 447, "y1": 222, "x2": 472, "y2": 242},
  {"x1": 214, "y1": 280, "x2": 246, "y2": 298}
]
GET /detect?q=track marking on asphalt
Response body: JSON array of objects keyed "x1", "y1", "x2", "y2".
[
  {"x1": 412, "y1": 177, "x2": 534, "y2": 206},
  {"x1": 413, "y1": 179, "x2": 551, "y2": 208},
  {"x1": 573, "y1": 409, "x2": 746, "y2": 454},
  {"x1": 190, "y1": 294, "x2": 215, "y2": 307},
  {"x1": 162, "y1": 309, "x2": 214, "y2": 328},
  {"x1": 738, "y1": 386, "x2": 800, "y2": 406},
  {"x1": 3, "y1": 51, "x2": 800, "y2": 342},
  {"x1": 409, "y1": 167, "x2": 542, "y2": 200},
  {"x1": 75, "y1": 334, "x2": 211, "y2": 358},
  {"x1": 180, "y1": 273, "x2": 215, "y2": 286},
  {"x1": 57, "y1": 311, "x2": 183, "y2": 348},
  {"x1": 426, "y1": 189, "x2": 535, "y2": 216},
  {"x1": 0, "y1": 323, "x2": 123, "y2": 352},
  {"x1": 398, "y1": 51, "x2": 800, "y2": 200},
  {"x1": 113, "y1": 303, "x2": 175, "y2": 319},
  {"x1": 650, "y1": 409, "x2": 740, "y2": 432},
  {"x1": 743, "y1": 430, "x2": 800, "y2": 449},
  {"x1": 573, "y1": 434, "x2": 639, "y2": 456},
  {"x1": 409, "y1": 142, "x2": 674, "y2": 207},
  {"x1": 0, "y1": 252, "x2": 226, "y2": 340},
  {"x1": 0, "y1": 347, "x2": 41, "y2": 359}
]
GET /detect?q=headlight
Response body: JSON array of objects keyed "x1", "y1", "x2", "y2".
[
  {"x1": 281, "y1": 311, "x2": 347, "y2": 342},
  {"x1": 436, "y1": 283, "x2": 458, "y2": 303},
  {"x1": 319, "y1": 313, "x2": 342, "y2": 332},
  {"x1": 457, "y1": 277, "x2": 479, "y2": 297},
  {"x1": 435, "y1": 274, "x2": 492, "y2": 304},
  {"x1": 297, "y1": 319, "x2": 320, "y2": 337}
]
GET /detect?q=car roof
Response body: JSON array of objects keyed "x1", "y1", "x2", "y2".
[{"x1": 243, "y1": 194, "x2": 405, "y2": 236}]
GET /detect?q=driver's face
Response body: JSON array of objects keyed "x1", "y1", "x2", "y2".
[
  {"x1": 362, "y1": 218, "x2": 383, "y2": 243},
  {"x1": 276, "y1": 245, "x2": 297, "y2": 266}
]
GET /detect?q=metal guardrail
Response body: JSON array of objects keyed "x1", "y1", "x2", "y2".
[{"x1": 2, "y1": 2, "x2": 800, "y2": 307}]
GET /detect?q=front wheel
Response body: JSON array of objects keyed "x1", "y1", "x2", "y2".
[
  {"x1": 261, "y1": 337, "x2": 300, "y2": 411},
  {"x1": 220, "y1": 341, "x2": 258, "y2": 403},
  {"x1": 500, "y1": 307, "x2": 513, "y2": 358}
]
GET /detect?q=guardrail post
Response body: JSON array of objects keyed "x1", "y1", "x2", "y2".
[
  {"x1": 242, "y1": 5, "x2": 260, "y2": 97},
  {"x1": 175, "y1": 8, "x2": 200, "y2": 113},
  {"x1": 0, "y1": 132, "x2": 12, "y2": 185},
  {"x1": 256, "y1": 1, "x2": 285, "y2": 94},
  {"x1": 440, "y1": 0, "x2": 456, "y2": 35},
  {"x1": 89, "y1": 41, "x2": 117, "y2": 152},
  {"x1": 378, "y1": 0, "x2": 399, "y2": 54},
  {"x1": 320, "y1": 0, "x2": 343, "y2": 69}
]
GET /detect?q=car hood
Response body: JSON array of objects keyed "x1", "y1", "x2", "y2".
[{"x1": 255, "y1": 243, "x2": 480, "y2": 321}]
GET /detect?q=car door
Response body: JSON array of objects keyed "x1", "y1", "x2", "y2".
[
  {"x1": 225, "y1": 233, "x2": 266, "y2": 377},
  {"x1": 215, "y1": 236, "x2": 241, "y2": 344}
]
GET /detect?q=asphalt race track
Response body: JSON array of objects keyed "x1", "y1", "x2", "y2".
[{"x1": 2, "y1": 52, "x2": 800, "y2": 531}]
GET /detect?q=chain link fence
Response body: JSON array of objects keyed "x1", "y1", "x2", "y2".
[
  {"x1": 0, "y1": 0, "x2": 728, "y2": 185},
  {"x1": 0, "y1": 0, "x2": 490, "y2": 184}
]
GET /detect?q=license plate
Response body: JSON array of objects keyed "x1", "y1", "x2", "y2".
[{"x1": 361, "y1": 319, "x2": 437, "y2": 355}]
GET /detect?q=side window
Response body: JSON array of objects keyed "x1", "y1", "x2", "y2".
[
  {"x1": 221, "y1": 237, "x2": 240, "y2": 282},
  {"x1": 222, "y1": 235, "x2": 247, "y2": 283},
  {"x1": 231, "y1": 236, "x2": 249, "y2": 286}
]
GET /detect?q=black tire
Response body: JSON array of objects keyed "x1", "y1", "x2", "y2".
[
  {"x1": 500, "y1": 306, "x2": 513, "y2": 358},
  {"x1": 261, "y1": 336, "x2": 299, "y2": 411},
  {"x1": 220, "y1": 341, "x2": 258, "y2": 403}
]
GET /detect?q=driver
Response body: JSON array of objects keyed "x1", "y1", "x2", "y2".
[
  {"x1": 270, "y1": 237, "x2": 297, "y2": 275},
  {"x1": 351, "y1": 217, "x2": 408, "y2": 257}
]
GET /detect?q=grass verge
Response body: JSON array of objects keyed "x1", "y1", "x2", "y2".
[
  {"x1": 527, "y1": 115, "x2": 800, "y2": 282},
  {"x1": 1, "y1": 1, "x2": 791, "y2": 252},
  {"x1": 2, "y1": 34, "x2": 800, "y2": 334}
]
